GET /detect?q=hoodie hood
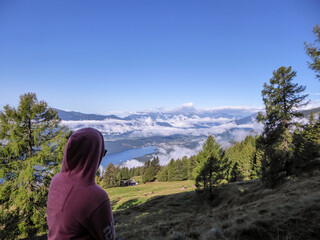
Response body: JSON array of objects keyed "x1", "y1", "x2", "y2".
[{"x1": 61, "y1": 128, "x2": 105, "y2": 185}]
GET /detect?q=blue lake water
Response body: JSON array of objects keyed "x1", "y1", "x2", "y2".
[{"x1": 101, "y1": 145, "x2": 157, "y2": 168}]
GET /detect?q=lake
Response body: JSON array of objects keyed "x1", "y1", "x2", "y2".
[{"x1": 101, "y1": 145, "x2": 157, "y2": 168}]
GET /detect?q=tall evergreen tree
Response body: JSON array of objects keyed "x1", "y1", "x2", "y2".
[
  {"x1": 224, "y1": 135, "x2": 258, "y2": 181},
  {"x1": 194, "y1": 135, "x2": 225, "y2": 193},
  {"x1": 188, "y1": 155, "x2": 197, "y2": 180},
  {"x1": 181, "y1": 156, "x2": 189, "y2": 180},
  {"x1": 175, "y1": 159, "x2": 184, "y2": 181},
  {"x1": 305, "y1": 24, "x2": 320, "y2": 80},
  {"x1": 292, "y1": 113, "x2": 320, "y2": 173},
  {"x1": 103, "y1": 163, "x2": 119, "y2": 188},
  {"x1": 167, "y1": 158, "x2": 177, "y2": 181},
  {"x1": 257, "y1": 66, "x2": 308, "y2": 185},
  {"x1": 0, "y1": 93, "x2": 70, "y2": 238},
  {"x1": 151, "y1": 157, "x2": 161, "y2": 174},
  {"x1": 134, "y1": 167, "x2": 141, "y2": 176},
  {"x1": 250, "y1": 145, "x2": 263, "y2": 179},
  {"x1": 119, "y1": 167, "x2": 130, "y2": 180},
  {"x1": 142, "y1": 159, "x2": 158, "y2": 183},
  {"x1": 157, "y1": 166, "x2": 168, "y2": 182},
  {"x1": 142, "y1": 166, "x2": 156, "y2": 183}
]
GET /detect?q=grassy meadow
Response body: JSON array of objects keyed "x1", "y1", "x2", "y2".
[
  {"x1": 105, "y1": 177, "x2": 195, "y2": 210},
  {"x1": 111, "y1": 173, "x2": 320, "y2": 240}
]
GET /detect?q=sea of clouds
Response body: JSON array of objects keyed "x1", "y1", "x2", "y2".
[
  {"x1": 62, "y1": 111, "x2": 264, "y2": 168},
  {"x1": 61, "y1": 115, "x2": 263, "y2": 139},
  {"x1": 62, "y1": 102, "x2": 318, "y2": 168}
]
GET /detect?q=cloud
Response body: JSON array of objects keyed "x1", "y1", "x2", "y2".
[
  {"x1": 99, "y1": 165, "x2": 104, "y2": 176},
  {"x1": 120, "y1": 159, "x2": 144, "y2": 168},
  {"x1": 181, "y1": 102, "x2": 194, "y2": 107},
  {"x1": 203, "y1": 105, "x2": 263, "y2": 111},
  {"x1": 231, "y1": 129, "x2": 254, "y2": 142},
  {"x1": 61, "y1": 112, "x2": 264, "y2": 140},
  {"x1": 154, "y1": 143, "x2": 203, "y2": 166}
]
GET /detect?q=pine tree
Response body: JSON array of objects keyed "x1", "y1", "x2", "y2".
[
  {"x1": 119, "y1": 167, "x2": 130, "y2": 180},
  {"x1": 142, "y1": 159, "x2": 158, "y2": 183},
  {"x1": 167, "y1": 159, "x2": 177, "y2": 181},
  {"x1": 157, "y1": 166, "x2": 168, "y2": 182},
  {"x1": 250, "y1": 146, "x2": 263, "y2": 179},
  {"x1": 134, "y1": 167, "x2": 141, "y2": 176},
  {"x1": 129, "y1": 167, "x2": 135, "y2": 178},
  {"x1": 188, "y1": 155, "x2": 197, "y2": 180},
  {"x1": 175, "y1": 159, "x2": 184, "y2": 181},
  {"x1": 181, "y1": 156, "x2": 189, "y2": 180},
  {"x1": 257, "y1": 66, "x2": 308, "y2": 186},
  {"x1": 151, "y1": 157, "x2": 161, "y2": 174},
  {"x1": 0, "y1": 93, "x2": 70, "y2": 238},
  {"x1": 103, "y1": 163, "x2": 119, "y2": 188},
  {"x1": 305, "y1": 24, "x2": 320, "y2": 80},
  {"x1": 194, "y1": 135, "x2": 225, "y2": 193},
  {"x1": 142, "y1": 166, "x2": 156, "y2": 183},
  {"x1": 292, "y1": 113, "x2": 320, "y2": 173}
]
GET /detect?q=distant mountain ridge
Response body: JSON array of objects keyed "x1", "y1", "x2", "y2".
[
  {"x1": 55, "y1": 107, "x2": 256, "y2": 121},
  {"x1": 55, "y1": 107, "x2": 320, "y2": 123},
  {"x1": 301, "y1": 107, "x2": 320, "y2": 118},
  {"x1": 54, "y1": 109, "x2": 121, "y2": 121}
]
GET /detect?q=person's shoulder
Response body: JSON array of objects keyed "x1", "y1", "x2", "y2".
[
  {"x1": 73, "y1": 184, "x2": 109, "y2": 204},
  {"x1": 49, "y1": 173, "x2": 62, "y2": 187},
  {"x1": 90, "y1": 184, "x2": 110, "y2": 201},
  {"x1": 64, "y1": 184, "x2": 109, "y2": 219}
]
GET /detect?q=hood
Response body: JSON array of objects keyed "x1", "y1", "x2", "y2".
[{"x1": 61, "y1": 128, "x2": 105, "y2": 185}]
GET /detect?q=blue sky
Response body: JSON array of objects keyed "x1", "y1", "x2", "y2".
[{"x1": 0, "y1": 0, "x2": 319, "y2": 114}]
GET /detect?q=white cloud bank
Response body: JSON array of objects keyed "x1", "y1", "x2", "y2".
[
  {"x1": 62, "y1": 114, "x2": 263, "y2": 139},
  {"x1": 120, "y1": 159, "x2": 144, "y2": 168}
]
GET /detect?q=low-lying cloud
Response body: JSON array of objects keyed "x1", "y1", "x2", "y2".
[{"x1": 62, "y1": 114, "x2": 263, "y2": 139}]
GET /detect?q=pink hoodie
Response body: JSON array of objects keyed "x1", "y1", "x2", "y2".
[{"x1": 47, "y1": 128, "x2": 115, "y2": 240}]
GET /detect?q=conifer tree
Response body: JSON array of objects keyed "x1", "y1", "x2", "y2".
[
  {"x1": 151, "y1": 157, "x2": 161, "y2": 174},
  {"x1": 129, "y1": 167, "x2": 135, "y2": 178},
  {"x1": 250, "y1": 146, "x2": 263, "y2": 179},
  {"x1": 142, "y1": 166, "x2": 156, "y2": 183},
  {"x1": 194, "y1": 135, "x2": 225, "y2": 193},
  {"x1": 188, "y1": 155, "x2": 197, "y2": 180},
  {"x1": 257, "y1": 66, "x2": 308, "y2": 185},
  {"x1": 115, "y1": 165, "x2": 121, "y2": 182},
  {"x1": 0, "y1": 93, "x2": 70, "y2": 238},
  {"x1": 142, "y1": 159, "x2": 158, "y2": 183},
  {"x1": 167, "y1": 159, "x2": 177, "y2": 181},
  {"x1": 175, "y1": 159, "x2": 184, "y2": 181},
  {"x1": 181, "y1": 156, "x2": 189, "y2": 180},
  {"x1": 119, "y1": 167, "x2": 130, "y2": 180},
  {"x1": 292, "y1": 113, "x2": 320, "y2": 172},
  {"x1": 157, "y1": 166, "x2": 168, "y2": 182},
  {"x1": 305, "y1": 24, "x2": 320, "y2": 80},
  {"x1": 103, "y1": 163, "x2": 119, "y2": 188},
  {"x1": 134, "y1": 167, "x2": 141, "y2": 176}
]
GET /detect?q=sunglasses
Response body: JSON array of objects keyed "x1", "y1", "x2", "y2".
[{"x1": 104, "y1": 149, "x2": 108, "y2": 157}]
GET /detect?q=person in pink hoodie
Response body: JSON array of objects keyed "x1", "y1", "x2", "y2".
[{"x1": 47, "y1": 128, "x2": 115, "y2": 240}]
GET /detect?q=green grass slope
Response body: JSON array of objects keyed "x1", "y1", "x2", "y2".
[
  {"x1": 111, "y1": 173, "x2": 320, "y2": 240},
  {"x1": 105, "y1": 179, "x2": 195, "y2": 210}
]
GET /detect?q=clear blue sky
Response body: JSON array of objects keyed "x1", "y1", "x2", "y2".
[{"x1": 0, "y1": 0, "x2": 319, "y2": 114}]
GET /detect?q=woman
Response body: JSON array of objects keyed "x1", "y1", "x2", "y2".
[{"x1": 47, "y1": 128, "x2": 115, "y2": 240}]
